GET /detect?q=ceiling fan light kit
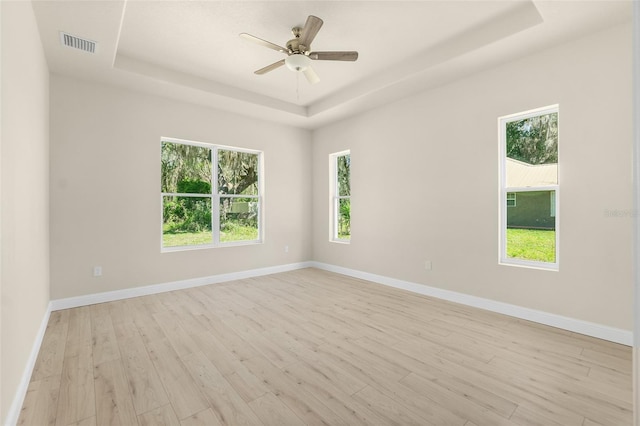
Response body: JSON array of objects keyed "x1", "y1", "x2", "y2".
[
  {"x1": 240, "y1": 15, "x2": 358, "y2": 85},
  {"x1": 285, "y1": 54, "x2": 311, "y2": 72}
]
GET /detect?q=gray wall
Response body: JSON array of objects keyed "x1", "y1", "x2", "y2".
[
  {"x1": 1, "y1": 2, "x2": 51, "y2": 422},
  {"x1": 312, "y1": 24, "x2": 633, "y2": 330},
  {"x1": 50, "y1": 75, "x2": 312, "y2": 300}
]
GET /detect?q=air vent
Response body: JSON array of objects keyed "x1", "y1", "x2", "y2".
[{"x1": 59, "y1": 32, "x2": 97, "y2": 54}]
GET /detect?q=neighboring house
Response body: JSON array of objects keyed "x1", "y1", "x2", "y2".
[{"x1": 506, "y1": 158, "x2": 557, "y2": 230}]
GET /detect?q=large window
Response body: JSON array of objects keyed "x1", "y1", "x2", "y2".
[
  {"x1": 499, "y1": 106, "x2": 558, "y2": 269},
  {"x1": 161, "y1": 138, "x2": 262, "y2": 250},
  {"x1": 330, "y1": 150, "x2": 350, "y2": 242}
]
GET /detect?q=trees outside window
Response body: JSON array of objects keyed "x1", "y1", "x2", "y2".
[
  {"x1": 331, "y1": 151, "x2": 350, "y2": 242},
  {"x1": 161, "y1": 139, "x2": 261, "y2": 250},
  {"x1": 499, "y1": 106, "x2": 558, "y2": 269}
]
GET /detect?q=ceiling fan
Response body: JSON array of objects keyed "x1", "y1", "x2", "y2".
[{"x1": 240, "y1": 15, "x2": 358, "y2": 85}]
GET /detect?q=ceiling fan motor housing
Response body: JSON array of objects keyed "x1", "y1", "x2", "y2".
[{"x1": 287, "y1": 39, "x2": 307, "y2": 54}]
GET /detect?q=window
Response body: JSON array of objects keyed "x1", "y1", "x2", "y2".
[
  {"x1": 161, "y1": 138, "x2": 262, "y2": 250},
  {"x1": 330, "y1": 150, "x2": 350, "y2": 242},
  {"x1": 499, "y1": 106, "x2": 558, "y2": 269}
]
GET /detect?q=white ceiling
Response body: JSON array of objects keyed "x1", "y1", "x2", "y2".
[{"x1": 32, "y1": 0, "x2": 631, "y2": 129}]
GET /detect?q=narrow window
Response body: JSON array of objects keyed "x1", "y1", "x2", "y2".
[
  {"x1": 330, "y1": 150, "x2": 350, "y2": 242},
  {"x1": 161, "y1": 138, "x2": 262, "y2": 250},
  {"x1": 499, "y1": 106, "x2": 558, "y2": 269}
]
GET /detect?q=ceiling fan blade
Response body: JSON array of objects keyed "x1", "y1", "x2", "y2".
[
  {"x1": 303, "y1": 66, "x2": 320, "y2": 85},
  {"x1": 299, "y1": 15, "x2": 323, "y2": 48},
  {"x1": 255, "y1": 59, "x2": 286, "y2": 75},
  {"x1": 309, "y1": 51, "x2": 358, "y2": 61},
  {"x1": 240, "y1": 33, "x2": 289, "y2": 54}
]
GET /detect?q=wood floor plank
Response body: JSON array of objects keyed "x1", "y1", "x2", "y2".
[
  {"x1": 18, "y1": 375, "x2": 61, "y2": 426},
  {"x1": 488, "y1": 355, "x2": 632, "y2": 422},
  {"x1": 138, "y1": 404, "x2": 181, "y2": 426},
  {"x1": 68, "y1": 416, "x2": 96, "y2": 426},
  {"x1": 352, "y1": 384, "x2": 436, "y2": 426},
  {"x1": 371, "y1": 375, "x2": 469, "y2": 426},
  {"x1": 55, "y1": 344, "x2": 95, "y2": 426},
  {"x1": 116, "y1": 329, "x2": 170, "y2": 415},
  {"x1": 132, "y1": 306, "x2": 166, "y2": 346},
  {"x1": 32, "y1": 310, "x2": 69, "y2": 381},
  {"x1": 230, "y1": 325, "x2": 298, "y2": 369},
  {"x1": 280, "y1": 344, "x2": 367, "y2": 396},
  {"x1": 90, "y1": 304, "x2": 121, "y2": 366},
  {"x1": 435, "y1": 347, "x2": 586, "y2": 426},
  {"x1": 63, "y1": 306, "x2": 92, "y2": 359},
  {"x1": 241, "y1": 355, "x2": 348, "y2": 426},
  {"x1": 182, "y1": 351, "x2": 264, "y2": 426},
  {"x1": 281, "y1": 361, "x2": 388, "y2": 425},
  {"x1": 93, "y1": 359, "x2": 138, "y2": 425},
  {"x1": 198, "y1": 312, "x2": 262, "y2": 362},
  {"x1": 146, "y1": 338, "x2": 210, "y2": 420},
  {"x1": 580, "y1": 347, "x2": 633, "y2": 372},
  {"x1": 399, "y1": 372, "x2": 517, "y2": 425},
  {"x1": 508, "y1": 405, "x2": 569, "y2": 426},
  {"x1": 314, "y1": 339, "x2": 409, "y2": 386},
  {"x1": 106, "y1": 298, "x2": 137, "y2": 326},
  {"x1": 223, "y1": 366, "x2": 269, "y2": 403},
  {"x1": 587, "y1": 364, "x2": 632, "y2": 391},
  {"x1": 353, "y1": 336, "x2": 518, "y2": 419},
  {"x1": 582, "y1": 419, "x2": 605, "y2": 426},
  {"x1": 180, "y1": 408, "x2": 224, "y2": 426},
  {"x1": 189, "y1": 331, "x2": 244, "y2": 376},
  {"x1": 153, "y1": 310, "x2": 200, "y2": 357},
  {"x1": 247, "y1": 393, "x2": 304, "y2": 426}
]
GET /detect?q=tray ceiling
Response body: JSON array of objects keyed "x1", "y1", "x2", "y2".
[{"x1": 32, "y1": 1, "x2": 631, "y2": 129}]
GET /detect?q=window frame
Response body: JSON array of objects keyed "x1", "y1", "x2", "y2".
[
  {"x1": 161, "y1": 137, "x2": 263, "y2": 252},
  {"x1": 498, "y1": 105, "x2": 559, "y2": 270},
  {"x1": 330, "y1": 150, "x2": 351, "y2": 243}
]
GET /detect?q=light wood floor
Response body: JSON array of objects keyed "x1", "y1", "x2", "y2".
[{"x1": 19, "y1": 268, "x2": 632, "y2": 425}]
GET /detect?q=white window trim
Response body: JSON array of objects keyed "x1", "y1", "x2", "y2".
[
  {"x1": 330, "y1": 150, "x2": 350, "y2": 243},
  {"x1": 161, "y1": 137, "x2": 263, "y2": 252},
  {"x1": 498, "y1": 105, "x2": 559, "y2": 271}
]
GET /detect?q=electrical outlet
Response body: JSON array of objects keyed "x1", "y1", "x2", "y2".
[
  {"x1": 424, "y1": 261, "x2": 432, "y2": 271},
  {"x1": 284, "y1": 245, "x2": 289, "y2": 253},
  {"x1": 93, "y1": 266, "x2": 102, "y2": 277}
]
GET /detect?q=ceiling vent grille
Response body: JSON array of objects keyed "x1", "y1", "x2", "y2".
[{"x1": 59, "y1": 32, "x2": 97, "y2": 54}]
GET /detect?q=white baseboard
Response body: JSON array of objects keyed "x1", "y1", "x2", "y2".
[
  {"x1": 49, "y1": 259, "x2": 633, "y2": 345},
  {"x1": 50, "y1": 261, "x2": 313, "y2": 311},
  {"x1": 4, "y1": 303, "x2": 52, "y2": 426},
  {"x1": 310, "y1": 261, "x2": 633, "y2": 346}
]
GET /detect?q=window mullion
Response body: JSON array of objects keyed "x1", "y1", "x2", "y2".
[
  {"x1": 212, "y1": 147, "x2": 220, "y2": 245},
  {"x1": 336, "y1": 196, "x2": 340, "y2": 240}
]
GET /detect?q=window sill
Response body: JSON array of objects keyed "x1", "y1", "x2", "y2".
[
  {"x1": 499, "y1": 258, "x2": 558, "y2": 271},
  {"x1": 330, "y1": 239, "x2": 351, "y2": 245},
  {"x1": 162, "y1": 240, "x2": 263, "y2": 253}
]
